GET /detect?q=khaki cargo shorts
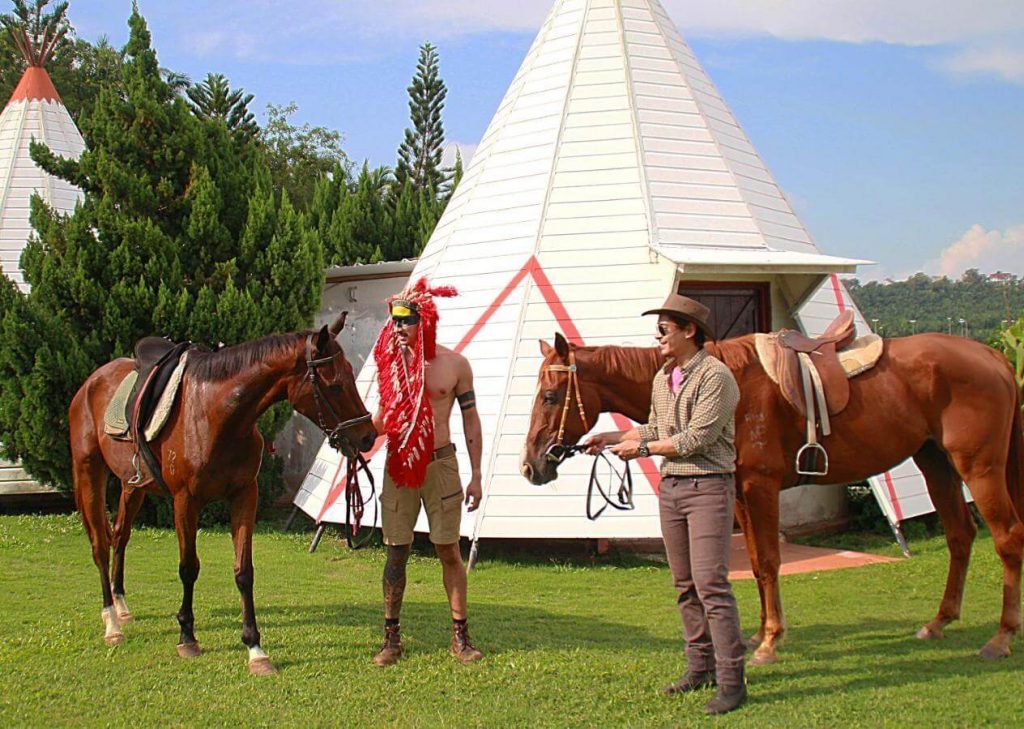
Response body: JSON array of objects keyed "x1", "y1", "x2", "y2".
[{"x1": 380, "y1": 452, "x2": 463, "y2": 546}]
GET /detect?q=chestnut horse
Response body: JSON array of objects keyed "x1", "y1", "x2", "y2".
[
  {"x1": 522, "y1": 331, "x2": 1024, "y2": 664},
  {"x1": 68, "y1": 313, "x2": 376, "y2": 675}
]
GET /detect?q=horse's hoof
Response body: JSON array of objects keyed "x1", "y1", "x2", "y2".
[
  {"x1": 978, "y1": 643, "x2": 1011, "y2": 660},
  {"x1": 749, "y1": 649, "x2": 777, "y2": 667},
  {"x1": 249, "y1": 656, "x2": 278, "y2": 676},
  {"x1": 176, "y1": 642, "x2": 202, "y2": 658},
  {"x1": 916, "y1": 625, "x2": 942, "y2": 640},
  {"x1": 104, "y1": 632, "x2": 125, "y2": 647}
]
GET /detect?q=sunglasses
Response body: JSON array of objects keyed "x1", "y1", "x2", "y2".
[
  {"x1": 392, "y1": 315, "x2": 420, "y2": 327},
  {"x1": 656, "y1": 323, "x2": 678, "y2": 337}
]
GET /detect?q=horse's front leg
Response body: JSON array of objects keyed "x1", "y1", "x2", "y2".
[
  {"x1": 741, "y1": 476, "x2": 785, "y2": 666},
  {"x1": 733, "y1": 497, "x2": 766, "y2": 649},
  {"x1": 173, "y1": 493, "x2": 202, "y2": 658},
  {"x1": 230, "y1": 484, "x2": 275, "y2": 675}
]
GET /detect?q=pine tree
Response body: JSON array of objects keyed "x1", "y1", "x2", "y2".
[
  {"x1": 0, "y1": 6, "x2": 324, "y2": 490},
  {"x1": 395, "y1": 42, "x2": 447, "y2": 195},
  {"x1": 186, "y1": 72, "x2": 259, "y2": 143}
]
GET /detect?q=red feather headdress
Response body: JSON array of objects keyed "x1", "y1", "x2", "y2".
[{"x1": 373, "y1": 277, "x2": 458, "y2": 488}]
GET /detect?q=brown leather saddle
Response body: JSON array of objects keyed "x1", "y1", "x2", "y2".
[
  {"x1": 126, "y1": 337, "x2": 193, "y2": 492},
  {"x1": 774, "y1": 310, "x2": 856, "y2": 419}
]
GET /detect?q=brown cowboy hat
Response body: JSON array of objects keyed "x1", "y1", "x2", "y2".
[{"x1": 642, "y1": 293, "x2": 715, "y2": 339}]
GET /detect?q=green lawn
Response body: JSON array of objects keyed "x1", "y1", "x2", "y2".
[{"x1": 1, "y1": 514, "x2": 1021, "y2": 727}]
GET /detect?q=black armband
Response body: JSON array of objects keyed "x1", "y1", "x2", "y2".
[{"x1": 457, "y1": 390, "x2": 477, "y2": 411}]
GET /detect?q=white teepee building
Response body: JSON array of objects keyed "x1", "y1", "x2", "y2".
[
  {"x1": 295, "y1": 0, "x2": 927, "y2": 548},
  {"x1": 0, "y1": 47, "x2": 84, "y2": 291},
  {"x1": 0, "y1": 24, "x2": 85, "y2": 499}
]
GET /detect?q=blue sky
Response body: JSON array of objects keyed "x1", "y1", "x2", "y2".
[{"x1": 64, "y1": 1, "x2": 1024, "y2": 281}]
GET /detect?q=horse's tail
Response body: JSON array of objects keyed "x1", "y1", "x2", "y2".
[{"x1": 1007, "y1": 383, "x2": 1024, "y2": 521}]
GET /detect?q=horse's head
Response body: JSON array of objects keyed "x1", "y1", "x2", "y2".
[
  {"x1": 521, "y1": 333, "x2": 602, "y2": 485},
  {"x1": 292, "y1": 312, "x2": 377, "y2": 458}
]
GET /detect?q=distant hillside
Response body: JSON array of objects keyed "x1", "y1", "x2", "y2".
[{"x1": 846, "y1": 270, "x2": 1023, "y2": 343}]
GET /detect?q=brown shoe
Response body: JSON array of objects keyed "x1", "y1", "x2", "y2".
[
  {"x1": 662, "y1": 669, "x2": 716, "y2": 695},
  {"x1": 450, "y1": 621, "x2": 483, "y2": 664},
  {"x1": 372, "y1": 624, "x2": 404, "y2": 666}
]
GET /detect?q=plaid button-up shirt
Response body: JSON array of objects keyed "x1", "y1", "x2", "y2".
[{"x1": 635, "y1": 349, "x2": 740, "y2": 477}]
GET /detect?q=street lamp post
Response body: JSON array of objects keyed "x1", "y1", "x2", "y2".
[
  {"x1": 947, "y1": 316, "x2": 952, "y2": 335},
  {"x1": 958, "y1": 318, "x2": 966, "y2": 337},
  {"x1": 909, "y1": 319, "x2": 917, "y2": 334}
]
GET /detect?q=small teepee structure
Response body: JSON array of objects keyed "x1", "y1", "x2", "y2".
[
  {"x1": 296, "y1": 0, "x2": 928, "y2": 549},
  {"x1": 0, "y1": 1, "x2": 84, "y2": 501},
  {"x1": 0, "y1": 1, "x2": 85, "y2": 292}
]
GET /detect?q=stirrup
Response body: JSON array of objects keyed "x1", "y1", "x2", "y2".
[
  {"x1": 127, "y1": 452, "x2": 143, "y2": 485},
  {"x1": 795, "y1": 443, "x2": 829, "y2": 476}
]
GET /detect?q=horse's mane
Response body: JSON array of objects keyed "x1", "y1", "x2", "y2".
[
  {"x1": 586, "y1": 344, "x2": 663, "y2": 381},
  {"x1": 188, "y1": 331, "x2": 311, "y2": 383},
  {"x1": 706, "y1": 335, "x2": 760, "y2": 373}
]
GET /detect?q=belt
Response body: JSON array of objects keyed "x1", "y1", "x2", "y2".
[{"x1": 432, "y1": 443, "x2": 456, "y2": 461}]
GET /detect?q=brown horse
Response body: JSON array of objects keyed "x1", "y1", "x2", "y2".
[
  {"x1": 522, "y1": 331, "x2": 1024, "y2": 664},
  {"x1": 68, "y1": 313, "x2": 376, "y2": 675}
]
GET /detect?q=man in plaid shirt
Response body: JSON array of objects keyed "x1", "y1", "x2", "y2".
[{"x1": 585, "y1": 292, "x2": 747, "y2": 715}]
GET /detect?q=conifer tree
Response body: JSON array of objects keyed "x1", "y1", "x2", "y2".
[
  {"x1": 0, "y1": 6, "x2": 324, "y2": 490},
  {"x1": 186, "y1": 72, "x2": 259, "y2": 143},
  {"x1": 395, "y1": 42, "x2": 447, "y2": 195}
]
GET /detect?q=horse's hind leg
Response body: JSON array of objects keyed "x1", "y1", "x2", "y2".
[
  {"x1": 913, "y1": 442, "x2": 976, "y2": 640},
  {"x1": 230, "y1": 484, "x2": 276, "y2": 676},
  {"x1": 72, "y1": 454, "x2": 123, "y2": 646},
  {"x1": 111, "y1": 485, "x2": 146, "y2": 623},
  {"x1": 173, "y1": 493, "x2": 202, "y2": 658}
]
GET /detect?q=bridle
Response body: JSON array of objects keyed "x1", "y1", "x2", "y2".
[
  {"x1": 304, "y1": 334, "x2": 372, "y2": 454},
  {"x1": 543, "y1": 349, "x2": 591, "y2": 465},
  {"x1": 540, "y1": 349, "x2": 634, "y2": 520}
]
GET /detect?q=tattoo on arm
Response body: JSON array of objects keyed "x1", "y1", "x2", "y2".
[
  {"x1": 457, "y1": 389, "x2": 477, "y2": 411},
  {"x1": 383, "y1": 544, "x2": 410, "y2": 620}
]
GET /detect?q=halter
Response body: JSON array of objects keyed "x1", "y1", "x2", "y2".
[
  {"x1": 304, "y1": 334, "x2": 372, "y2": 453},
  {"x1": 543, "y1": 349, "x2": 591, "y2": 464}
]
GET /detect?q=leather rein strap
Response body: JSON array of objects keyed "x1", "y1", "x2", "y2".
[{"x1": 343, "y1": 454, "x2": 377, "y2": 549}]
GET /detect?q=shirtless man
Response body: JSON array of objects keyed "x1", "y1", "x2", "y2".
[{"x1": 370, "y1": 279, "x2": 483, "y2": 666}]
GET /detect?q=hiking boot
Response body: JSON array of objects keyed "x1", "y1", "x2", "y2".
[
  {"x1": 662, "y1": 670, "x2": 716, "y2": 695},
  {"x1": 372, "y1": 624, "x2": 404, "y2": 666},
  {"x1": 450, "y1": 621, "x2": 483, "y2": 664},
  {"x1": 705, "y1": 683, "x2": 748, "y2": 715}
]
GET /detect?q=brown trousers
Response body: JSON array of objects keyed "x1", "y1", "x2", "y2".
[{"x1": 659, "y1": 474, "x2": 746, "y2": 687}]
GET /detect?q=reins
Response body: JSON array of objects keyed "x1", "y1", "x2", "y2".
[
  {"x1": 542, "y1": 351, "x2": 635, "y2": 520},
  {"x1": 343, "y1": 454, "x2": 377, "y2": 549}
]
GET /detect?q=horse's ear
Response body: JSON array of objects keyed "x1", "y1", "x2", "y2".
[
  {"x1": 554, "y1": 332, "x2": 569, "y2": 358},
  {"x1": 316, "y1": 325, "x2": 331, "y2": 353},
  {"x1": 539, "y1": 339, "x2": 553, "y2": 357},
  {"x1": 329, "y1": 311, "x2": 348, "y2": 336}
]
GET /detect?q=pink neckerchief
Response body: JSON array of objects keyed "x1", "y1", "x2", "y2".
[{"x1": 670, "y1": 366, "x2": 686, "y2": 395}]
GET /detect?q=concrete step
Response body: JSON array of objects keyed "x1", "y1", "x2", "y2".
[
  {"x1": 0, "y1": 480, "x2": 59, "y2": 496},
  {"x1": 0, "y1": 465, "x2": 31, "y2": 482}
]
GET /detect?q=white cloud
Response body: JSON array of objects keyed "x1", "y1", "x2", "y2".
[
  {"x1": 441, "y1": 141, "x2": 477, "y2": 168},
  {"x1": 925, "y1": 224, "x2": 1024, "y2": 278},
  {"x1": 940, "y1": 45, "x2": 1024, "y2": 84},
  {"x1": 167, "y1": 1, "x2": 1024, "y2": 74}
]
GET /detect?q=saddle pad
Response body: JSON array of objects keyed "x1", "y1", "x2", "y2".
[
  {"x1": 755, "y1": 333, "x2": 884, "y2": 386},
  {"x1": 144, "y1": 351, "x2": 189, "y2": 441},
  {"x1": 103, "y1": 371, "x2": 138, "y2": 437}
]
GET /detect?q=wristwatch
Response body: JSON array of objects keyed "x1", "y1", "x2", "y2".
[{"x1": 638, "y1": 440, "x2": 650, "y2": 458}]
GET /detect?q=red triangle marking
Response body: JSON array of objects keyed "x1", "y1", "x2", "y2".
[{"x1": 317, "y1": 256, "x2": 661, "y2": 520}]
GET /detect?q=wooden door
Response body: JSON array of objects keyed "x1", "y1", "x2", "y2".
[{"x1": 677, "y1": 282, "x2": 771, "y2": 339}]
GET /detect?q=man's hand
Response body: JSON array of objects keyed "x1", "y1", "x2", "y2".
[
  {"x1": 583, "y1": 432, "x2": 618, "y2": 455},
  {"x1": 465, "y1": 476, "x2": 482, "y2": 512},
  {"x1": 610, "y1": 440, "x2": 642, "y2": 461}
]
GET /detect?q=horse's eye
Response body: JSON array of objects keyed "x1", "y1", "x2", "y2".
[
  {"x1": 327, "y1": 385, "x2": 343, "y2": 397},
  {"x1": 542, "y1": 390, "x2": 557, "y2": 406}
]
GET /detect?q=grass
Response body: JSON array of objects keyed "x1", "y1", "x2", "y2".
[{"x1": 0, "y1": 514, "x2": 1021, "y2": 728}]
